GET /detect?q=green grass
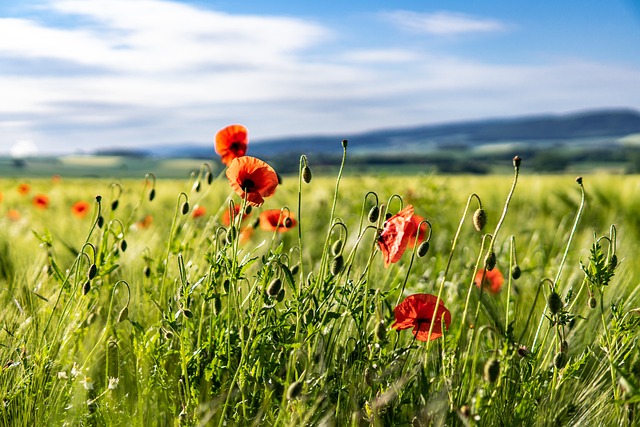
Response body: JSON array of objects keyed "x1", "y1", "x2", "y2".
[{"x1": 0, "y1": 157, "x2": 638, "y2": 426}]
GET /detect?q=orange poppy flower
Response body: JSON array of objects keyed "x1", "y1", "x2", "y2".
[
  {"x1": 0, "y1": 192, "x2": 3, "y2": 203},
  {"x1": 215, "y1": 124, "x2": 248, "y2": 165},
  {"x1": 226, "y1": 156, "x2": 278, "y2": 207},
  {"x1": 52, "y1": 175, "x2": 62, "y2": 184},
  {"x1": 192, "y1": 205, "x2": 207, "y2": 218},
  {"x1": 7, "y1": 209, "x2": 20, "y2": 221},
  {"x1": 136, "y1": 215, "x2": 154, "y2": 229},
  {"x1": 408, "y1": 213, "x2": 428, "y2": 247},
  {"x1": 239, "y1": 226, "x2": 254, "y2": 243},
  {"x1": 17, "y1": 183, "x2": 30, "y2": 195},
  {"x1": 33, "y1": 194, "x2": 49, "y2": 209},
  {"x1": 474, "y1": 268, "x2": 504, "y2": 294},
  {"x1": 392, "y1": 294, "x2": 451, "y2": 341},
  {"x1": 221, "y1": 205, "x2": 251, "y2": 226},
  {"x1": 259, "y1": 209, "x2": 296, "y2": 232},
  {"x1": 378, "y1": 205, "x2": 417, "y2": 267},
  {"x1": 71, "y1": 201, "x2": 91, "y2": 218}
]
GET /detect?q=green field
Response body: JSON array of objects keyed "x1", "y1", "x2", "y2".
[{"x1": 0, "y1": 155, "x2": 638, "y2": 425}]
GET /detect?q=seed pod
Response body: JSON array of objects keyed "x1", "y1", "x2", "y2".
[
  {"x1": 181, "y1": 202, "x2": 189, "y2": 215},
  {"x1": 330, "y1": 255, "x2": 344, "y2": 275},
  {"x1": 368, "y1": 205, "x2": 380, "y2": 223},
  {"x1": 82, "y1": 280, "x2": 91, "y2": 295},
  {"x1": 417, "y1": 241, "x2": 430, "y2": 258},
  {"x1": 484, "y1": 251, "x2": 496, "y2": 271},
  {"x1": 484, "y1": 358, "x2": 500, "y2": 383},
  {"x1": 120, "y1": 239, "x2": 127, "y2": 252},
  {"x1": 267, "y1": 278, "x2": 282, "y2": 297},
  {"x1": 212, "y1": 295, "x2": 222, "y2": 316},
  {"x1": 88, "y1": 264, "x2": 97, "y2": 280},
  {"x1": 97, "y1": 215, "x2": 105, "y2": 228},
  {"x1": 554, "y1": 352, "x2": 567, "y2": 369},
  {"x1": 588, "y1": 296, "x2": 597, "y2": 309},
  {"x1": 374, "y1": 321, "x2": 387, "y2": 342},
  {"x1": 473, "y1": 209, "x2": 487, "y2": 232},
  {"x1": 111, "y1": 200, "x2": 119, "y2": 211},
  {"x1": 117, "y1": 306, "x2": 129, "y2": 323},
  {"x1": 547, "y1": 291, "x2": 563, "y2": 315},
  {"x1": 149, "y1": 188, "x2": 156, "y2": 201},
  {"x1": 302, "y1": 165, "x2": 312, "y2": 184},
  {"x1": 286, "y1": 381, "x2": 303, "y2": 400},
  {"x1": 511, "y1": 264, "x2": 522, "y2": 280},
  {"x1": 144, "y1": 266, "x2": 151, "y2": 278},
  {"x1": 331, "y1": 240, "x2": 343, "y2": 256}
]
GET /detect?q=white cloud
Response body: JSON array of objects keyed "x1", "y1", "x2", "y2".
[{"x1": 382, "y1": 11, "x2": 508, "y2": 35}]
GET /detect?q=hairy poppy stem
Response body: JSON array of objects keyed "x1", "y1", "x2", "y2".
[{"x1": 504, "y1": 235, "x2": 516, "y2": 336}]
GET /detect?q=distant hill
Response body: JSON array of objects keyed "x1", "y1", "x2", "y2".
[{"x1": 93, "y1": 108, "x2": 640, "y2": 174}]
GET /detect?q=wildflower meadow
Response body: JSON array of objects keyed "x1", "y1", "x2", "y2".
[{"x1": 0, "y1": 124, "x2": 638, "y2": 426}]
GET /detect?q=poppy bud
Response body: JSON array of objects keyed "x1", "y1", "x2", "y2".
[
  {"x1": 330, "y1": 255, "x2": 344, "y2": 275},
  {"x1": 513, "y1": 155, "x2": 521, "y2": 168},
  {"x1": 111, "y1": 200, "x2": 119, "y2": 211},
  {"x1": 120, "y1": 239, "x2": 127, "y2": 252},
  {"x1": 385, "y1": 212, "x2": 392, "y2": 221},
  {"x1": 460, "y1": 405, "x2": 471, "y2": 418},
  {"x1": 144, "y1": 266, "x2": 151, "y2": 278},
  {"x1": 97, "y1": 215, "x2": 105, "y2": 228},
  {"x1": 517, "y1": 346, "x2": 530, "y2": 358},
  {"x1": 182, "y1": 309, "x2": 193, "y2": 319},
  {"x1": 341, "y1": 139, "x2": 348, "y2": 149},
  {"x1": 511, "y1": 264, "x2": 521, "y2": 280},
  {"x1": 472, "y1": 209, "x2": 486, "y2": 232},
  {"x1": 181, "y1": 202, "x2": 189, "y2": 215},
  {"x1": 149, "y1": 188, "x2": 156, "y2": 201},
  {"x1": 276, "y1": 288, "x2": 285, "y2": 302},
  {"x1": 286, "y1": 381, "x2": 303, "y2": 400},
  {"x1": 117, "y1": 306, "x2": 129, "y2": 323},
  {"x1": 267, "y1": 278, "x2": 282, "y2": 297},
  {"x1": 164, "y1": 329, "x2": 174, "y2": 340},
  {"x1": 302, "y1": 165, "x2": 312, "y2": 184},
  {"x1": 82, "y1": 280, "x2": 91, "y2": 295},
  {"x1": 283, "y1": 217, "x2": 293, "y2": 228},
  {"x1": 568, "y1": 317, "x2": 576, "y2": 330},
  {"x1": 608, "y1": 254, "x2": 617, "y2": 270},
  {"x1": 576, "y1": 176, "x2": 583, "y2": 185},
  {"x1": 303, "y1": 308, "x2": 314, "y2": 325},
  {"x1": 88, "y1": 264, "x2": 97, "y2": 280},
  {"x1": 291, "y1": 264, "x2": 299, "y2": 276},
  {"x1": 226, "y1": 226, "x2": 237, "y2": 245},
  {"x1": 417, "y1": 241, "x2": 430, "y2": 258},
  {"x1": 374, "y1": 321, "x2": 387, "y2": 342},
  {"x1": 547, "y1": 291, "x2": 563, "y2": 315},
  {"x1": 484, "y1": 358, "x2": 500, "y2": 383},
  {"x1": 212, "y1": 295, "x2": 222, "y2": 316},
  {"x1": 588, "y1": 296, "x2": 597, "y2": 309},
  {"x1": 554, "y1": 352, "x2": 567, "y2": 369},
  {"x1": 206, "y1": 171, "x2": 213, "y2": 185},
  {"x1": 484, "y1": 251, "x2": 496, "y2": 271},
  {"x1": 368, "y1": 206, "x2": 380, "y2": 223},
  {"x1": 95, "y1": 195, "x2": 102, "y2": 203},
  {"x1": 223, "y1": 279, "x2": 230, "y2": 293},
  {"x1": 331, "y1": 240, "x2": 343, "y2": 256},
  {"x1": 245, "y1": 205, "x2": 252, "y2": 215},
  {"x1": 561, "y1": 340, "x2": 569, "y2": 354},
  {"x1": 193, "y1": 181, "x2": 201, "y2": 193}
]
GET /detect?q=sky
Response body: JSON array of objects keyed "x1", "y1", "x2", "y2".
[{"x1": 1, "y1": 0, "x2": 640, "y2": 155}]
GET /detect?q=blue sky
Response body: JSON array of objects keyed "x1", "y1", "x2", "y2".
[{"x1": 1, "y1": 0, "x2": 639, "y2": 155}]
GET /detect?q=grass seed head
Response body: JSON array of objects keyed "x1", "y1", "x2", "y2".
[
  {"x1": 548, "y1": 291, "x2": 563, "y2": 314},
  {"x1": 473, "y1": 209, "x2": 487, "y2": 231},
  {"x1": 484, "y1": 358, "x2": 500, "y2": 383}
]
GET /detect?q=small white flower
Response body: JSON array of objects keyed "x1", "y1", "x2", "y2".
[
  {"x1": 81, "y1": 376, "x2": 94, "y2": 390},
  {"x1": 108, "y1": 377, "x2": 119, "y2": 390},
  {"x1": 58, "y1": 371, "x2": 68, "y2": 380},
  {"x1": 71, "y1": 364, "x2": 81, "y2": 377}
]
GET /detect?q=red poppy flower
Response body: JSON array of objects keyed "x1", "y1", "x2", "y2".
[
  {"x1": 52, "y1": 175, "x2": 62, "y2": 184},
  {"x1": 33, "y1": 194, "x2": 49, "y2": 209},
  {"x1": 392, "y1": 294, "x2": 451, "y2": 341},
  {"x1": 215, "y1": 124, "x2": 248, "y2": 165},
  {"x1": 17, "y1": 183, "x2": 30, "y2": 195},
  {"x1": 71, "y1": 201, "x2": 91, "y2": 218},
  {"x1": 0, "y1": 192, "x2": 3, "y2": 203},
  {"x1": 7, "y1": 209, "x2": 20, "y2": 221},
  {"x1": 221, "y1": 205, "x2": 251, "y2": 226},
  {"x1": 136, "y1": 215, "x2": 153, "y2": 229},
  {"x1": 378, "y1": 205, "x2": 418, "y2": 267},
  {"x1": 239, "y1": 226, "x2": 254, "y2": 243},
  {"x1": 408, "y1": 213, "x2": 428, "y2": 247},
  {"x1": 226, "y1": 156, "x2": 278, "y2": 207},
  {"x1": 192, "y1": 205, "x2": 207, "y2": 218},
  {"x1": 259, "y1": 209, "x2": 296, "y2": 232},
  {"x1": 474, "y1": 268, "x2": 504, "y2": 294}
]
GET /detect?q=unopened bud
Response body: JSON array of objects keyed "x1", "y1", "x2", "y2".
[
  {"x1": 330, "y1": 255, "x2": 344, "y2": 275},
  {"x1": 193, "y1": 181, "x2": 201, "y2": 193},
  {"x1": 111, "y1": 200, "x2": 119, "y2": 211},
  {"x1": 283, "y1": 217, "x2": 293, "y2": 228},
  {"x1": 588, "y1": 296, "x2": 597, "y2": 309},
  {"x1": 266, "y1": 278, "x2": 282, "y2": 297},
  {"x1": 97, "y1": 215, "x2": 105, "y2": 228},
  {"x1": 144, "y1": 266, "x2": 151, "y2": 278},
  {"x1": 484, "y1": 358, "x2": 500, "y2": 383},
  {"x1": 149, "y1": 188, "x2": 156, "y2": 201},
  {"x1": 182, "y1": 309, "x2": 193, "y2": 319},
  {"x1": 302, "y1": 165, "x2": 312, "y2": 184},
  {"x1": 206, "y1": 171, "x2": 213, "y2": 185},
  {"x1": 341, "y1": 139, "x2": 348, "y2": 149},
  {"x1": 286, "y1": 381, "x2": 303, "y2": 400},
  {"x1": 513, "y1": 156, "x2": 521, "y2": 168},
  {"x1": 368, "y1": 206, "x2": 380, "y2": 223},
  {"x1": 331, "y1": 240, "x2": 343, "y2": 256},
  {"x1": 212, "y1": 295, "x2": 222, "y2": 316},
  {"x1": 120, "y1": 239, "x2": 127, "y2": 252},
  {"x1": 511, "y1": 264, "x2": 521, "y2": 280},
  {"x1": 554, "y1": 352, "x2": 567, "y2": 369},
  {"x1": 374, "y1": 321, "x2": 387, "y2": 342},
  {"x1": 181, "y1": 202, "x2": 189, "y2": 215},
  {"x1": 473, "y1": 209, "x2": 487, "y2": 232},
  {"x1": 88, "y1": 264, "x2": 97, "y2": 280},
  {"x1": 117, "y1": 306, "x2": 129, "y2": 323},
  {"x1": 417, "y1": 241, "x2": 430, "y2": 258},
  {"x1": 547, "y1": 291, "x2": 563, "y2": 315},
  {"x1": 83, "y1": 280, "x2": 91, "y2": 295},
  {"x1": 484, "y1": 251, "x2": 496, "y2": 271}
]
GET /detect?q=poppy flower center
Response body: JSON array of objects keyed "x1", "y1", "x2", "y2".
[
  {"x1": 230, "y1": 142, "x2": 243, "y2": 153},
  {"x1": 241, "y1": 179, "x2": 255, "y2": 192}
]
